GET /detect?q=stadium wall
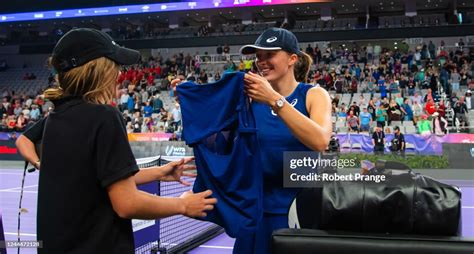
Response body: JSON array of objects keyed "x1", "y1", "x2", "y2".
[{"x1": 6, "y1": 24, "x2": 474, "y2": 56}]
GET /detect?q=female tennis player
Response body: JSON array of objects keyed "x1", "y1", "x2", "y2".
[{"x1": 240, "y1": 27, "x2": 332, "y2": 253}]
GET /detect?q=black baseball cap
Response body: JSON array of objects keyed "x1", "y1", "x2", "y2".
[
  {"x1": 52, "y1": 28, "x2": 141, "y2": 72},
  {"x1": 240, "y1": 27, "x2": 301, "y2": 55}
]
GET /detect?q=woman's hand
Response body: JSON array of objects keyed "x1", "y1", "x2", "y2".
[
  {"x1": 159, "y1": 157, "x2": 197, "y2": 186},
  {"x1": 244, "y1": 72, "x2": 281, "y2": 106},
  {"x1": 171, "y1": 78, "x2": 185, "y2": 103},
  {"x1": 171, "y1": 78, "x2": 181, "y2": 93}
]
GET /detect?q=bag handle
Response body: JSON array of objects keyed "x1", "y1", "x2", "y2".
[{"x1": 374, "y1": 160, "x2": 413, "y2": 174}]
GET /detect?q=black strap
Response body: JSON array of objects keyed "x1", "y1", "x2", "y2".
[
  {"x1": 375, "y1": 159, "x2": 412, "y2": 172},
  {"x1": 17, "y1": 161, "x2": 29, "y2": 254}
]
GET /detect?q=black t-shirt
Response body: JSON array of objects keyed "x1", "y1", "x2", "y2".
[
  {"x1": 22, "y1": 117, "x2": 46, "y2": 143},
  {"x1": 37, "y1": 97, "x2": 138, "y2": 254},
  {"x1": 389, "y1": 105, "x2": 402, "y2": 120},
  {"x1": 368, "y1": 104, "x2": 375, "y2": 117},
  {"x1": 391, "y1": 133, "x2": 405, "y2": 151},
  {"x1": 399, "y1": 79, "x2": 408, "y2": 89},
  {"x1": 454, "y1": 102, "x2": 468, "y2": 114},
  {"x1": 347, "y1": 105, "x2": 360, "y2": 117},
  {"x1": 22, "y1": 117, "x2": 47, "y2": 156},
  {"x1": 372, "y1": 131, "x2": 385, "y2": 147},
  {"x1": 0, "y1": 106, "x2": 6, "y2": 116},
  {"x1": 124, "y1": 116, "x2": 132, "y2": 124},
  {"x1": 401, "y1": 56, "x2": 408, "y2": 64},
  {"x1": 352, "y1": 105, "x2": 360, "y2": 116}
]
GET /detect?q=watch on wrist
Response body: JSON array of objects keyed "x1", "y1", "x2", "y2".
[{"x1": 274, "y1": 96, "x2": 286, "y2": 110}]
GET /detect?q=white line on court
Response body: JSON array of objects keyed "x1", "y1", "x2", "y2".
[
  {"x1": 161, "y1": 242, "x2": 232, "y2": 249},
  {"x1": 0, "y1": 172, "x2": 38, "y2": 176},
  {"x1": 0, "y1": 190, "x2": 37, "y2": 193},
  {"x1": 197, "y1": 245, "x2": 233, "y2": 249},
  {"x1": 463, "y1": 206, "x2": 474, "y2": 209},
  {"x1": 0, "y1": 185, "x2": 38, "y2": 192},
  {"x1": 160, "y1": 243, "x2": 178, "y2": 247},
  {"x1": 4, "y1": 232, "x2": 37, "y2": 237}
]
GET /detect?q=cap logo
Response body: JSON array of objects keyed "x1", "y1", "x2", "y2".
[{"x1": 266, "y1": 36, "x2": 278, "y2": 43}]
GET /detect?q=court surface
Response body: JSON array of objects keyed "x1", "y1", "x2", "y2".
[{"x1": 0, "y1": 167, "x2": 472, "y2": 254}]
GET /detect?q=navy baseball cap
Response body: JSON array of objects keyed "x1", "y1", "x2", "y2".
[
  {"x1": 52, "y1": 28, "x2": 141, "y2": 72},
  {"x1": 240, "y1": 27, "x2": 301, "y2": 55}
]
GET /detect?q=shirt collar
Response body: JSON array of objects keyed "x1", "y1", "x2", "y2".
[{"x1": 52, "y1": 96, "x2": 84, "y2": 113}]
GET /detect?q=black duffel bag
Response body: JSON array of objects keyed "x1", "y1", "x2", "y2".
[{"x1": 288, "y1": 160, "x2": 462, "y2": 236}]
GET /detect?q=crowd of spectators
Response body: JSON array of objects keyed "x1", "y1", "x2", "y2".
[
  {"x1": 112, "y1": 49, "x2": 253, "y2": 139},
  {"x1": 1, "y1": 39, "x2": 473, "y2": 140},
  {"x1": 307, "y1": 39, "x2": 473, "y2": 135},
  {"x1": 0, "y1": 91, "x2": 54, "y2": 133}
]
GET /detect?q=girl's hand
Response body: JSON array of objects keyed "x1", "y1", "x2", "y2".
[
  {"x1": 160, "y1": 157, "x2": 197, "y2": 186},
  {"x1": 243, "y1": 72, "x2": 281, "y2": 106}
]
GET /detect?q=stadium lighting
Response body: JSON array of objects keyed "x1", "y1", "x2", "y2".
[{"x1": 0, "y1": 0, "x2": 400, "y2": 23}]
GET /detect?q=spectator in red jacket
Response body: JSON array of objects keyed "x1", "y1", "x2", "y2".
[
  {"x1": 425, "y1": 98, "x2": 436, "y2": 115},
  {"x1": 147, "y1": 73, "x2": 155, "y2": 86},
  {"x1": 155, "y1": 65, "x2": 162, "y2": 78}
]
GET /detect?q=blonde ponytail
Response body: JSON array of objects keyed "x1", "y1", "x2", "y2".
[
  {"x1": 43, "y1": 57, "x2": 119, "y2": 104},
  {"x1": 43, "y1": 86, "x2": 64, "y2": 101}
]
